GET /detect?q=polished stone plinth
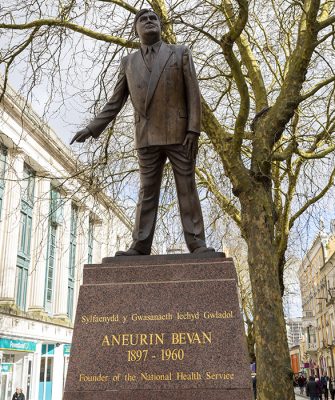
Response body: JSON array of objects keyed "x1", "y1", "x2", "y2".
[{"x1": 63, "y1": 253, "x2": 252, "y2": 399}]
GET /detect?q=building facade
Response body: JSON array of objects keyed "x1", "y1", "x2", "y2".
[
  {"x1": 287, "y1": 318, "x2": 303, "y2": 348},
  {"x1": 299, "y1": 225, "x2": 335, "y2": 378},
  {"x1": 0, "y1": 83, "x2": 132, "y2": 400}
]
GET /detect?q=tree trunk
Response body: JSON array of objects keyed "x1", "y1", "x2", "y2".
[
  {"x1": 240, "y1": 185, "x2": 294, "y2": 400},
  {"x1": 246, "y1": 321, "x2": 256, "y2": 363}
]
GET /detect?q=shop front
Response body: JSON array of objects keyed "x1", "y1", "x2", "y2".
[
  {"x1": 0, "y1": 338, "x2": 36, "y2": 400},
  {"x1": 0, "y1": 338, "x2": 72, "y2": 400},
  {"x1": 38, "y1": 342, "x2": 71, "y2": 400}
]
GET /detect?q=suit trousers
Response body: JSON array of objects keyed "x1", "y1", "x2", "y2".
[{"x1": 130, "y1": 144, "x2": 206, "y2": 254}]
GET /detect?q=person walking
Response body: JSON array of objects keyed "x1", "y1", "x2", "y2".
[
  {"x1": 315, "y1": 377, "x2": 323, "y2": 400},
  {"x1": 252, "y1": 373, "x2": 257, "y2": 400},
  {"x1": 306, "y1": 376, "x2": 321, "y2": 400},
  {"x1": 12, "y1": 388, "x2": 25, "y2": 400},
  {"x1": 298, "y1": 374, "x2": 307, "y2": 395},
  {"x1": 321, "y1": 373, "x2": 329, "y2": 400},
  {"x1": 329, "y1": 377, "x2": 335, "y2": 400}
]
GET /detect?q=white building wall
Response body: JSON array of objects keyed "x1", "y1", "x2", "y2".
[
  {"x1": 53, "y1": 199, "x2": 72, "y2": 320},
  {"x1": 31, "y1": 343, "x2": 42, "y2": 400},
  {"x1": 0, "y1": 82, "x2": 132, "y2": 400},
  {"x1": 0, "y1": 149, "x2": 24, "y2": 303},
  {"x1": 28, "y1": 177, "x2": 50, "y2": 314},
  {"x1": 92, "y1": 222, "x2": 103, "y2": 263},
  {"x1": 52, "y1": 345, "x2": 65, "y2": 400}
]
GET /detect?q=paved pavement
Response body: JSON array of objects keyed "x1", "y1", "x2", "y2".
[
  {"x1": 294, "y1": 387, "x2": 308, "y2": 399},
  {"x1": 253, "y1": 388, "x2": 311, "y2": 399}
]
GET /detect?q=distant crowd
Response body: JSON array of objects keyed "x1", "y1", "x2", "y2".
[{"x1": 294, "y1": 373, "x2": 335, "y2": 400}]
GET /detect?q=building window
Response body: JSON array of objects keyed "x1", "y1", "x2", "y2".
[
  {"x1": 39, "y1": 344, "x2": 54, "y2": 400},
  {"x1": 44, "y1": 187, "x2": 62, "y2": 313},
  {"x1": 67, "y1": 204, "x2": 78, "y2": 319},
  {"x1": 0, "y1": 145, "x2": 7, "y2": 219},
  {"x1": 88, "y1": 218, "x2": 94, "y2": 264},
  {"x1": 16, "y1": 164, "x2": 35, "y2": 310}
]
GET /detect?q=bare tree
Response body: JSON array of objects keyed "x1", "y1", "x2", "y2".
[{"x1": 1, "y1": 0, "x2": 335, "y2": 398}]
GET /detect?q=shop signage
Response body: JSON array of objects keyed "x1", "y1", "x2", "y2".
[
  {"x1": 0, "y1": 338, "x2": 36, "y2": 352},
  {"x1": 1, "y1": 363, "x2": 13, "y2": 373},
  {"x1": 63, "y1": 344, "x2": 71, "y2": 356},
  {"x1": 291, "y1": 354, "x2": 299, "y2": 374}
]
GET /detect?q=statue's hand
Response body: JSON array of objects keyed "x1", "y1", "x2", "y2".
[
  {"x1": 70, "y1": 128, "x2": 92, "y2": 145},
  {"x1": 182, "y1": 132, "x2": 199, "y2": 161}
]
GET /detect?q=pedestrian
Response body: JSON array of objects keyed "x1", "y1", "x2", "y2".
[
  {"x1": 252, "y1": 373, "x2": 257, "y2": 400},
  {"x1": 321, "y1": 373, "x2": 329, "y2": 400},
  {"x1": 315, "y1": 377, "x2": 323, "y2": 400},
  {"x1": 298, "y1": 373, "x2": 307, "y2": 395},
  {"x1": 330, "y1": 377, "x2": 335, "y2": 400},
  {"x1": 12, "y1": 388, "x2": 25, "y2": 400},
  {"x1": 306, "y1": 376, "x2": 321, "y2": 400}
]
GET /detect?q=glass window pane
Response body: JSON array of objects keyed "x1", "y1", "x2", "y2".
[
  {"x1": 0, "y1": 145, "x2": 7, "y2": 219},
  {"x1": 39, "y1": 358, "x2": 45, "y2": 381},
  {"x1": 45, "y1": 222, "x2": 57, "y2": 309},
  {"x1": 21, "y1": 164, "x2": 35, "y2": 205},
  {"x1": 0, "y1": 145, "x2": 6, "y2": 182},
  {"x1": 67, "y1": 204, "x2": 77, "y2": 318},
  {"x1": 46, "y1": 358, "x2": 53, "y2": 381}
]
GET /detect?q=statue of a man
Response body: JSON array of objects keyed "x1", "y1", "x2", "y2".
[{"x1": 70, "y1": 9, "x2": 214, "y2": 256}]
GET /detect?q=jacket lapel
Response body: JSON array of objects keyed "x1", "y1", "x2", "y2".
[
  {"x1": 130, "y1": 51, "x2": 151, "y2": 117},
  {"x1": 133, "y1": 50, "x2": 150, "y2": 83},
  {"x1": 145, "y1": 42, "x2": 172, "y2": 112}
]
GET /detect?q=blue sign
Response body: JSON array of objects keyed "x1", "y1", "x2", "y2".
[
  {"x1": 0, "y1": 338, "x2": 36, "y2": 352},
  {"x1": 63, "y1": 344, "x2": 71, "y2": 356},
  {"x1": 1, "y1": 363, "x2": 13, "y2": 373}
]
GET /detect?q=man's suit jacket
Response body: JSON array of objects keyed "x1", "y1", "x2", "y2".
[{"x1": 86, "y1": 42, "x2": 201, "y2": 149}]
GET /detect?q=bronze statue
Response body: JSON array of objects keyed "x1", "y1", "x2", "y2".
[{"x1": 70, "y1": 9, "x2": 214, "y2": 256}]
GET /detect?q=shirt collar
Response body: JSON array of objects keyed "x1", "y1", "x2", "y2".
[{"x1": 141, "y1": 40, "x2": 162, "y2": 55}]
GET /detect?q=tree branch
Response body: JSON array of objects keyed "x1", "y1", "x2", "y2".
[
  {"x1": 221, "y1": 0, "x2": 250, "y2": 155},
  {"x1": 223, "y1": 0, "x2": 268, "y2": 112},
  {"x1": 297, "y1": 144, "x2": 335, "y2": 159},
  {"x1": 300, "y1": 76, "x2": 335, "y2": 101},
  {"x1": 0, "y1": 19, "x2": 139, "y2": 48},
  {"x1": 96, "y1": 0, "x2": 138, "y2": 14},
  {"x1": 318, "y1": 15, "x2": 335, "y2": 30},
  {"x1": 272, "y1": 141, "x2": 298, "y2": 161},
  {"x1": 264, "y1": 0, "x2": 321, "y2": 143},
  {"x1": 195, "y1": 167, "x2": 241, "y2": 227},
  {"x1": 290, "y1": 165, "x2": 335, "y2": 228},
  {"x1": 0, "y1": 27, "x2": 40, "y2": 102},
  {"x1": 146, "y1": 0, "x2": 176, "y2": 42},
  {"x1": 175, "y1": 18, "x2": 221, "y2": 46}
]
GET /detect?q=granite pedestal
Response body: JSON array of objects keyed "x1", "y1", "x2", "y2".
[{"x1": 63, "y1": 253, "x2": 252, "y2": 399}]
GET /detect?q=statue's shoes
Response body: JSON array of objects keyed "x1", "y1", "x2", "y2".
[
  {"x1": 115, "y1": 248, "x2": 148, "y2": 256},
  {"x1": 192, "y1": 246, "x2": 215, "y2": 254}
]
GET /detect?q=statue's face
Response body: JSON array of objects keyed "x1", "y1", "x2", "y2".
[{"x1": 136, "y1": 11, "x2": 161, "y2": 42}]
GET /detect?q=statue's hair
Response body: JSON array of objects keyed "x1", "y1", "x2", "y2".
[{"x1": 133, "y1": 9, "x2": 161, "y2": 36}]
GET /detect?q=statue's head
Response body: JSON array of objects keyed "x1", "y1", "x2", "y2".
[{"x1": 134, "y1": 9, "x2": 162, "y2": 43}]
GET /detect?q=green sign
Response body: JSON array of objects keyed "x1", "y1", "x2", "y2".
[
  {"x1": 0, "y1": 338, "x2": 36, "y2": 352},
  {"x1": 63, "y1": 344, "x2": 71, "y2": 356},
  {"x1": 1, "y1": 363, "x2": 13, "y2": 373}
]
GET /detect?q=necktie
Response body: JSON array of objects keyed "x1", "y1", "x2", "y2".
[{"x1": 146, "y1": 47, "x2": 155, "y2": 71}]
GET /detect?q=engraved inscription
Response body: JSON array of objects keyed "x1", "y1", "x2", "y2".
[
  {"x1": 76, "y1": 306, "x2": 237, "y2": 389},
  {"x1": 79, "y1": 374, "x2": 109, "y2": 382}
]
